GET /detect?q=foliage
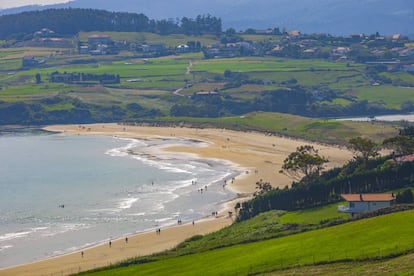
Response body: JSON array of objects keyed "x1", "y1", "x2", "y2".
[
  {"x1": 347, "y1": 137, "x2": 379, "y2": 162},
  {"x1": 382, "y1": 135, "x2": 414, "y2": 156},
  {"x1": 0, "y1": 9, "x2": 222, "y2": 39},
  {"x1": 396, "y1": 189, "x2": 414, "y2": 204},
  {"x1": 238, "y1": 157, "x2": 414, "y2": 220},
  {"x1": 280, "y1": 145, "x2": 329, "y2": 182},
  {"x1": 254, "y1": 180, "x2": 273, "y2": 196}
]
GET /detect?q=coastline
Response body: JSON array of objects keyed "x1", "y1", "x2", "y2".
[{"x1": 0, "y1": 123, "x2": 353, "y2": 276}]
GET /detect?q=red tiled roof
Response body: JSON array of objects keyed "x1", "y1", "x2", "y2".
[
  {"x1": 341, "y1": 193, "x2": 395, "y2": 202},
  {"x1": 394, "y1": 154, "x2": 414, "y2": 163}
]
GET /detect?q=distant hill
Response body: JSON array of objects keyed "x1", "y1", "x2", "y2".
[{"x1": 1, "y1": 0, "x2": 413, "y2": 36}]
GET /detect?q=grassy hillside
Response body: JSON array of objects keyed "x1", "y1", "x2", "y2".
[
  {"x1": 151, "y1": 112, "x2": 397, "y2": 144},
  {"x1": 268, "y1": 253, "x2": 414, "y2": 275},
  {"x1": 84, "y1": 210, "x2": 414, "y2": 275}
]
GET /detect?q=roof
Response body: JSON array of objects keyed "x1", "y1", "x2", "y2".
[
  {"x1": 195, "y1": 91, "x2": 218, "y2": 95},
  {"x1": 341, "y1": 193, "x2": 395, "y2": 202},
  {"x1": 393, "y1": 154, "x2": 414, "y2": 163}
]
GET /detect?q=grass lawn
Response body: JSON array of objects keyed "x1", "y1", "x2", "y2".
[
  {"x1": 279, "y1": 202, "x2": 349, "y2": 225},
  {"x1": 155, "y1": 112, "x2": 398, "y2": 144},
  {"x1": 78, "y1": 32, "x2": 220, "y2": 48},
  {"x1": 85, "y1": 210, "x2": 414, "y2": 275},
  {"x1": 350, "y1": 85, "x2": 414, "y2": 109},
  {"x1": 268, "y1": 252, "x2": 414, "y2": 275}
]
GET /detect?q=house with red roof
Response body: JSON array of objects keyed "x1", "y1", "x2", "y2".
[{"x1": 338, "y1": 193, "x2": 395, "y2": 217}]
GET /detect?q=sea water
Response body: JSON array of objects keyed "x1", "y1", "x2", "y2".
[{"x1": 0, "y1": 129, "x2": 238, "y2": 268}]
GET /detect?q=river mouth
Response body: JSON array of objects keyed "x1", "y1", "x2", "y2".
[{"x1": 335, "y1": 114, "x2": 414, "y2": 122}]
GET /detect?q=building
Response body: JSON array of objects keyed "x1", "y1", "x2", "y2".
[
  {"x1": 22, "y1": 56, "x2": 38, "y2": 67},
  {"x1": 88, "y1": 35, "x2": 112, "y2": 45},
  {"x1": 338, "y1": 193, "x2": 395, "y2": 217},
  {"x1": 33, "y1": 28, "x2": 55, "y2": 38}
]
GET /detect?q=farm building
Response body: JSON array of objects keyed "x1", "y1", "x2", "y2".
[{"x1": 338, "y1": 193, "x2": 395, "y2": 217}]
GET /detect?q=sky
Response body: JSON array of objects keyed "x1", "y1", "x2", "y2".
[{"x1": 0, "y1": 0, "x2": 71, "y2": 9}]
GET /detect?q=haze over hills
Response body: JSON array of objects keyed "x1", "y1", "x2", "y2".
[{"x1": 0, "y1": 0, "x2": 413, "y2": 36}]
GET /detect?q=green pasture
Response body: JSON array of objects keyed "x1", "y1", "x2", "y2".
[
  {"x1": 171, "y1": 203, "x2": 351, "y2": 256},
  {"x1": 351, "y1": 86, "x2": 414, "y2": 109},
  {"x1": 192, "y1": 57, "x2": 362, "y2": 74},
  {"x1": 78, "y1": 32, "x2": 219, "y2": 48},
  {"x1": 279, "y1": 202, "x2": 348, "y2": 225},
  {"x1": 0, "y1": 83, "x2": 69, "y2": 97},
  {"x1": 67, "y1": 87, "x2": 174, "y2": 112},
  {"x1": 380, "y1": 72, "x2": 414, "y2": 86},
  {"x1": 240, "y1": 34, "x2": 282, "y2": 42},
  {"x1": 269, "y1": 253, "x2": 414, "y2": 275},
  {"x1": 87, "y1": 210, "x2": 414, "y2": 275},
  {"x1": 157, "y1": 112, "x2": 397, "y2": 144},
  {"x1": 215, "y1": 112, "x2": 397, "y2": 143},
  {"x1": 0, "y1": 56, "x2": 191, "y2": 92}
]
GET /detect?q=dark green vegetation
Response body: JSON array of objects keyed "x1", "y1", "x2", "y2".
[{"x1": 0, "y1": 9, "x2": 222, "y2": 39}]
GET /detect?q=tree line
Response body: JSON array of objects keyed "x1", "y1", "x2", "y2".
[
  {"x1": 238, "y1": 157, "x2": 414, "y2": 221},
  {"x1": 0, "y1": 9, "x2": 222, "y2": 39},
  {"x1": 237, "y1": 131, "x2": 414, "y2": 221}
]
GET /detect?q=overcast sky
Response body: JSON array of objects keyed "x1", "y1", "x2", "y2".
[{"x1": 0, "y1": 0, "x2": 71, "y2": 9}]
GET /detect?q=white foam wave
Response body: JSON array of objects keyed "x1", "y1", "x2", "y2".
[
  {"x1": 119, "y1": 197, "x2": 138, "y2": 210},
  {"x1": 0, "y1": 245, "x2": 13, "y2": 252},
  {"x1": 0, "y1": 231, "x2": 31, "y2": 242},
  {"x1": 105, "y1": 138, "x2": 146, "y2": 157},
  {"x1": 130, "y1": 155, "x2": 191, "y2": 174},
  {"x1": 128, "y1": 212, "x2": 146, "y2": 216}
]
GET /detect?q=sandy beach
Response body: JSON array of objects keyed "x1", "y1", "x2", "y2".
[{"x1": 0, "y1": 123, "x2": 353, "y2": 276}]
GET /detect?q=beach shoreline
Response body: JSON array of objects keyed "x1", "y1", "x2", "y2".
[{"x1": 0, "y1": 123, "x2": 353, "y2": 276}]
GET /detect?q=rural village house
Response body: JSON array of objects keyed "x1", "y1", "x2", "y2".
[{"x1": 338, "y1": 193, "x2": 395, "y2": 217}]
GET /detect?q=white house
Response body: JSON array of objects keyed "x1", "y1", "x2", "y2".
[{"x1": 338, "y1": 193, "x2": 395, "y2": 217}]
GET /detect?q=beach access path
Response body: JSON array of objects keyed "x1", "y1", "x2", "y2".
[{"x1": 0, "y1": 123, "x2": 353, "y2": 276}]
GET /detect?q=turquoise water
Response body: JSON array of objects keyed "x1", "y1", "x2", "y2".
[{"x1": 0, "y1": 129, "x2": 238, "y2": 268}]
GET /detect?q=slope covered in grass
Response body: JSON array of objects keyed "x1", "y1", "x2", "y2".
[{"x1": 85, "y1": 210, "x2": 414, "y2": 275}]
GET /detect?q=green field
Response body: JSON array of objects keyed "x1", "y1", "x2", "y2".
[
  {"x1": 156, "y1": 112, "x2": 397, "y2": 144},
  {"x1": 1, "y1": 51, "x2": 412, "y2": 115},
  {"x1": 86, "y1": 210, "x2": 414, "y2": 275},
  {"x1": 78, "y1": 32, "x2": 220, "y2": 48},
  {"x1": 268, "y1": 253, "x2": 414, "y2": 275},
  {"x1": 351, "y1": 86, "x2": 414, "y2": 109}
]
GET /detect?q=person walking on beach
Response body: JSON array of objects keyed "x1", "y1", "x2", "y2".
[
  {"x1": 81, "y1": 251, "x2": 84, "y2": 258},
  {"x1": 125, "y1": 237, "x2": 128, "y2": 244},
  {"x1": 109, "y1": 241, "x2": 112, "y2": 248}
]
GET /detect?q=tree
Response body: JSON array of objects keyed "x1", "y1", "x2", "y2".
[
  {"x1": 382, "y1": 135, "x2": 414, "y2": 156},
  {"x1": 280, "y1": 145, "x2": 329, "y2": 182},
  {"x1": 35, "y1": 73, "x2": 41, "y2": 84},
  {"x1": 347, "y1": 137, "x2": 379, "y2": 162},
  {"x1": 254, "y1": 180, "x2": 273, "y2": 196},
  {"x1": 396, "y1": 189, "x2": 414, "y2": 204}
]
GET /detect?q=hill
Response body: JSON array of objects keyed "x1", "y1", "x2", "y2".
[
  {"x1": 1, "y1": 0, "x2": 412, "y2": 36},
  {"x1": 84, "y1": 209, "x2": 414, "y2": 275}
]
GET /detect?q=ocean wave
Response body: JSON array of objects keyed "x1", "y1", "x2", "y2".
[
  {"x1": 105, "y1": 138, "x2": 146, "y2": 157},
  {"x1": 0, "y1": 245, "x2": 13, "y2": 252},
  {"x1": 118, "y1": 197, "x2": 138, "y2": 210},
  {"x1": 41, "y1": 223, "x2": 91, "y2": 237},
  {"x1": 0, "y1": 231, "x2": 31, "y2": 242}
]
